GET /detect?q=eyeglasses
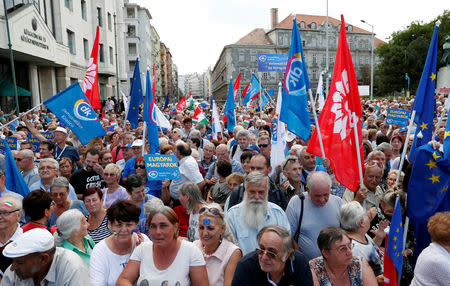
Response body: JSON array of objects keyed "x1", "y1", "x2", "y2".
[
  {"x1": 258, "y1": 144, "x2": 269, "y2": 148},
  {"x1": 256, "y1": 246, "x2": 279, "y2": 259},
  {"x1": 328, "y1": 243, "x2": 354, "y2": 253},
  {"x1": 0, "y1": 209, "x2": 20, "y2": 217},
  {"x1": 199, "y1": 207, "x2": 223, "y2": 218},
  {"x1": 14, "y1": 158, "x2": 23, "y2": 162},
  {"x1": 135, "y1": 165, "x2": 146, "y2": 169},
  {"x1": 39, "y1": 166, "x2": 56, "y2": 170},
  {"x1": 282, "y1": 158, "x2": 298, "y2": 170}
]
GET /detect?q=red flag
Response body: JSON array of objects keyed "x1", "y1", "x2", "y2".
[
  {"x1": 233, "y1": 73, "x2": 241, "y2": 101},
  {"x1": 306, "y1": 15, "x2": 364, "y2": 192},
  {"x1": 383, "y1": 234, "x2": 397, "y2": 286},
  {"x1": 82, "y1": 26, "x2": 101, "y2": 109},
  {"x1": 176, "y1": 95, "x2": 186, "y2": 110},
  {"x1": 241, "y1": 82, "x2": 250, "y2": 98},
  {"x1": 152, "y1": 64, "x2": 156, "y2": 96}
]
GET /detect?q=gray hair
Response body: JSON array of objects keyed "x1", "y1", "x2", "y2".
[
  {"x1": 21, "y1": 149, "x2": 34, "y2": 159},
  {"x1": 257, "y1": 225, "x2": 295, "y2": 261},
  {"x1": 236, "y1": 129, "x2": 250, "y2": 140},
  {"x1": 199, "y1": 203, "x2": 236, "y2": 244},
  {"x1": 244, "y1": 171, "x2": 269, "y2": 190},
  {"x1": 39, "y1": 158, "x2": 59, "y2": 169},
  {"x1": 376, "y1": 142, "x2": 394, "y2": 152},
  {"x1": 172, "y1": 128, "x2": 182, "y2": 135},
  {"x1": 179, "y1": 182, "x2": 205, "y2": 213},
  {"x1": 50, "y1": 176, "x2": 69, "y2": 190},
  {"x1": 203, "y1": 141, "x2": 215, "y2": 151},
  {"x1": 0, "y1": 195, "x2": 23, "y2": 210},
  {"x1": 367, "y1": 150, "x2": 385, "y2": 161},
  {"x1": 281, "y1": 155, "x2": 300, "y2": 171},
  {"x1": 195, "y1": 122, "x2": 206, "y2": 131},
  {"x1": 159, "y1": 137, "x2": 169, "y2": 148},
  {"x1": 306, "y1": 171, "x2": 332, "y2": 193},
  {"x1": 189, "y1": 129, "x2": 202, "y2": 139},
  {"x1": 143, "y1": 197, "x2": 164, "y2": 216},
  {"x1": 104, "y1": 163, "x2": 122, "y2": 177},
  {"x1": 290, "y1": 144, "x2": 304, "y2": 158},
  {"x1": 53, "y1": 209, "x2": 84, "y2": 246},
  {"x1": 340, "y1": 201, "x2": 368, "y2": 231}
]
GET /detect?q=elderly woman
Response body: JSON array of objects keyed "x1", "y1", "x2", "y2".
[
  {"x1": 386, "y1": 170, "x2": 404, "y2": 191},
  {"x1": 90, "y1": 200, "x2": 149, "y2": 286},
  {"x1": 54, "y1": 209, "x2": 95, "y2": 267},
  {"x1": 310, "y1": 227, "x2": 377, "y2": 285},
  {"x1": 48, "y1": 177, "x2": 88, "y2": 226},
  {"x1": 58, "y1": 157, "x2": 73, "y2": 181},
  {"x1": 179, "y1": 182, "x2": 206, "y2": 242},
  {"x1": 411, "y1": 212, "x2": 450, "y2": 286},
  {"x1": 340, "y1": 202, "x2": 387, "y2": 280},
  {"x1": 84, "y1": 187, "x2": 111, "y2": 244},
  {"x1": 194, "y1": 204, "x2": 242, "y2": 286},
  {"x1": 101, "y1": 163, "x2": 128, "y2": 208},
  {"x1": 116, "y1": 206, "x2": 209, "y2": 286}
]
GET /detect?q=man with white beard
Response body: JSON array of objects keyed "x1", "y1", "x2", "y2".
[{"x1": 226, "y1": 171, "x2": 291, "y2": 255}]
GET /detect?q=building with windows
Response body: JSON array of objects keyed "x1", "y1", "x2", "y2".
[
  {"x1": 182, "y1": 72, "x2": 206, "y2": 100},
  {"x1": 150, "y1": 25, "x2": 162, "y2": 100},
  {"x1": 212, "y1": 8, "x2": 384, "y2": 103}
]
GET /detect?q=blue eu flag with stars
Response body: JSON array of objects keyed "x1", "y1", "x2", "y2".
[
  {"x1": 409, "y1": 24, "x2": 439, "y2": 163},
  {"x1": 127, "y1": 57, "x2": 143, "y2": 129},
  {"x1": 386, "y1": 197, "x2": 404, "y2": 276}
]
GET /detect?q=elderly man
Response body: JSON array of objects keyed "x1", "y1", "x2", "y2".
[
  {"x1": 286, "y1": 171, "x2": 343, "y2": 260},
  {"x1": 230, "y1": 129, "x2": 251, "y2": 161},
  {"x1": 29, "y1": 158, "x2": 78, "y2": 201},
  {"x1": 199, "y1": 141, "x2": 216, "y2": 171},
  {"x1": 342, "y1": 163, "x2": 384, "y2": 210},
  {"x1": 170, "y1": 128, "x2": 183, "y2": 145},
  {"x1": 206, "y1": 144, "x2": 244, "y2": 182},
  {"x1": 0, "y1": 196, "x2": 23, "y2": 276},
  {"x1": 231, "y1": 225, "x2": 313, "y2": 286},
  {"x1": 299, "y1": 147, "x2": 327, "y2": 181},
  {"x1": 15, "y1": 149, "x2": 40, "y2": 189},
  {"x1": 226, "y1": 172, "x2": 291, "y2": 255},
  {"x1": 70, "y1": 148, "x2": 104, "y2": 199},
  {"x1": 280, "y1": 156, "x2": 305, "y2": 203},
  {"x1": 1, "y1": 228, "x2": 89, "y2": 285}
]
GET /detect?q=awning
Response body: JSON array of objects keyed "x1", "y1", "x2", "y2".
[{"x1": 0, "y1": 78, "x2": 31, "y2": 97}]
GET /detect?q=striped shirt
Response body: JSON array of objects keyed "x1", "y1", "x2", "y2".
[{"x1": 86, "y1": 215, "x2": 112, "y2": 244}]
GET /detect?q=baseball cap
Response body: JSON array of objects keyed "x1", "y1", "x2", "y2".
[
  {"x1": 3, "y1": 228, "x2": 54, "y2": 258},
  {"x1": 244, "y1": 144, "x2": 261, "y2": 153},
  {"x1": 399, "y1": 127, "x2": 408, "y2": 133},
  {"x1": 53, "y1": 126, "x2": 68, "y2": 135},
  {"x1": 122, "y1": 143, "x2": 132, "y2": 148},
  {"x1": 131, "y1": 139, "x2": 143, "y2": 147}
]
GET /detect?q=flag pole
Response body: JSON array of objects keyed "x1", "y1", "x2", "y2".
[
  {"x1": 141, "y1": 123, "x2": 147, "y2": 156},
  {"x1": 259, "y1": 73, "x2": 263, "y2": 117},
  {"x1": 396, "y1": 110, "x2": 416, "y2": 184},
  {"x1": 0, "y1": 103, "x2": 44, "y2": 130},
  {"x1": 352, "y1": 113, "x2": 364, "y2": 187},
  {"x1": 308, "y1": 89, "x2": 326, "y2": 158}
]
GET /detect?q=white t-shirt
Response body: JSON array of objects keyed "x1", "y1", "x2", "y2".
[
  {"x1": 169, "y1": 156, "x2": 204, "y2": 199},
  {"x1": 130, "y1": 239, "x2": 205, "y2": 286},
  {"x1": 90, "y1": 235, "x2": 150, "y2": 286}
]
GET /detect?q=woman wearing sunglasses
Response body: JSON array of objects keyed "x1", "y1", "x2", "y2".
[
  {"x1": 117, "y1": 205, "x2": 209, "y2": 286},
  {"x1": 194, "y1": 204, "x2": 242, "y2": 286}
]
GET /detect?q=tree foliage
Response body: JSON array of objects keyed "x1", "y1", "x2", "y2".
[{"x1": 375, "y1": 10, "x2": 449, "y2": 96}]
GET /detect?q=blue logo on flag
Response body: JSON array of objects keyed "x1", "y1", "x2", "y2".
[
  {"x1": 74, "y1": 99, "x2": 98, "y2": 121},
  {"x1": 284, "y1": 54, "x2": 307, "y2": 96},
  {"x1": 148, "y1": 170, "x2": 158, "y2": 178}
]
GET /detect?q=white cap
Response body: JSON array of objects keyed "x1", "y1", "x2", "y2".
[
  {"x1": 3, "y1": 228, "x2": 54, "y2": 258},
  {"x1": 286, "y1": 131, "x2": 296, "y2": 142},
  {"x1": 131, "y1": 139, "x2": 143, "y2": 147},
  {"x1": 53, "y1": 126, "x2": 68, "y2": 135}
]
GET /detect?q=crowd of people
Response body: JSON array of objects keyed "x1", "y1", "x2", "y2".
[{"x1": 0, "y1": 94, "x2": 448, "y2": 285}]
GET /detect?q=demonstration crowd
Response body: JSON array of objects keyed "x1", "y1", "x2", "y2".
[{"x1": 0, "y1": 94, "x2": 448, "y2": 286}]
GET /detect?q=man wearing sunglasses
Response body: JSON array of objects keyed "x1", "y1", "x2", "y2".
[
  {"x1": 231, "y1": 225, "x2": 313, "y2": 285},
  {"x1": 257, "y1": 135, "x2": 271, "y2": 158}
]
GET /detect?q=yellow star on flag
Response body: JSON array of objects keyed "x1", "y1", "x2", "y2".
[
  {"x1": 420, "y1": 122, "x2": 428, "y2": 130},
  {"x1": 441, "y1": 186, "x2": 448, "y2": 194},
  {"x1": 445, "y1": 130, "x2": 450, "y2": 139},
  {"x1": 397, "y1": 253, "x2": 400, "y2": 257},
  {"x1": 428, "y1": 174, "x2": 440, "y2": 184},
  {"x1": 429, "y1": 73, "x2": 436, "y2": 81},
  {"x1": 393, "y1": 236, "x2": 397, "y2": 241},
  {"x1": 396, "y1": 228, "x2": 399, "y2": 233},
  {"x1": 138, "y1": 89, "x2": 141, "y2": 92},
  {"x1": 432, "y1": 152, "x2": 441, "y2": 160},
  {"x1": 133, "y1": 107, "x2": 136, "y2": 110},
  {"x1": 426, "y1": 160, "x2": 437, "y2": 169},
  {"x1": 393, "y1": 245, "x2": 397, "y2": 250}
]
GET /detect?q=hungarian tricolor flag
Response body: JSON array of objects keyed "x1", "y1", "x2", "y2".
[
  {"x1": 306, "y1": 15, "x2": 364, "y2": 192},
  {"x1": 176, "y1": 95, "x2": 186, "y2": 110},
  {"x1": 188, "y1": 92, "x2": 194, "y2": 111},
  {"x1": 192, "y1": 107, "x2": 209, "y2": 125},
  {"x1": 233, "y1": 73, "x2": 241, "y2": 101},
  {"x1": 82, "y1": 26, "x2": 101, "y2": 109}
]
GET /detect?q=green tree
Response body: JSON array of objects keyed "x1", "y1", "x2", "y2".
[{"x1": 375, "y1": 10, "x2": 449, "y2": 96}]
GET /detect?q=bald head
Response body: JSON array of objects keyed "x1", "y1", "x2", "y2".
[{"x1": 216, "y1": 144, "x2": 229, "y2": 161}]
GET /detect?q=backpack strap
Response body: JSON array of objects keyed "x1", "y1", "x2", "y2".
[{"x1": 294, "y1": 192, "x2": 305, "y2": 244}]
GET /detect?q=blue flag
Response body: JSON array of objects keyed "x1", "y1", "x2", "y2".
[
  {"x1": 444, "y1": 109, "x2": 450, "y2": 161},
  {"x1": 279, "y1": 17, "x2": 311, "y2": 141},
  {"x1": 127, "y1": 58, "x2": 143, "y2": 129},
  {"x1": 44, "y1": 83, "x2": 106, "y2": 145},
  {"x1": 3, "y1": 139, "x2": 30, "y2": 197},
  {"x1": 407, "y1": 144, "x2": 450, "y2": 257},
  {"x1": 163, "y1": 93, "x2": 169, "y2": 110},
  {"x1": 386, "y1": 197, "x2": 404, "y2": 276},
  {"x1": 224, "y1": 78, "x2": 236, "y2": 133},
  {"x1": 243, "y1": 75, "x2": 261, "y2": 107},
  {"x1": 409, "y1": 25, "x2": 439, "y2": 163},
  {"x1": 142, "y1": 70, "x2": 160, "y2": 154}
]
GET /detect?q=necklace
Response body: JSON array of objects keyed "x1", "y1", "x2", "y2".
[{"x1": 202, "y1": 240, "x2": 222, "y2": 259}]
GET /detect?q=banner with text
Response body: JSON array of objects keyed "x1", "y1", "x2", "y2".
[
  {"x1": 258, "y1": 54, "x2": 288, "y2": 72},
  {"x1": 144, "y1": 154, "x2": 181, "y2": 181},
  {"x1": 386, "y1": 108, "x2": 411, "y2": 126},
  {"x1": 0, "y1": 137, "x2": 17, "y2": 155},
  {"x1": 28, "y1": 132, "x2": 54, "y2": 153}
]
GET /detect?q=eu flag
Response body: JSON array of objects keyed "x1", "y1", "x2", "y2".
[
  {"x1": 3, "y1": 138, "x2": 30, "y2": 197},
  {"x1": 142, "y1": 69, "x2": 160, "y2": 154},
  {"x1": 279, "y1": 17, "x2": 311, "y2": 141},
  {"x1": 127, "y1": 58, "x2": 143, "y2": 129},
  {"x1": 407, "y1": 144, "x2": 450, "y2": 257},
  {"x1": 443, "y1": 110, "x2": 450, "y2": 160},
  {"x1": 243, "y1": 75, "x2": 261, "y2": 107},
  {"x1": 386, "y1": 197, "x2": 404, "y2": 276},
  {"x1": 224, "y1": 77, "x2": 236, "y2": 133},
  {"x1": 408, "y1": 24, "x2": 439, "y2": 163}
]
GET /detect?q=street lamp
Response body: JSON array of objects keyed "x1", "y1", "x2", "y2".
[{"x1": 361, "y1": 19, "x2": 374, "y2": 101}]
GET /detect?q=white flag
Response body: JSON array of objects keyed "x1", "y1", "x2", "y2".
[
  {"x1": 154, "y1": 104, "x2": 172, "y2": 131},
  {"x1": 212, "y1": 100, "x2": 222, "y2": 140},
  {"x1": 122, "y1": 91, "x2": 130, "y2": 117},
  {"x1": 270, "y1": 83, "x2": 286, "y2": 174},
  {"x1": 317, "y1": 72, "x2": 325, "y2": 111}
]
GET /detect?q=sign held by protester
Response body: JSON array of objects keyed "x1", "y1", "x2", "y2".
[
  {"x1": 258, "y1": 54, "x2": 288, "y2": 72},
  {"x1": 385, "y1": 108, "x2": 411, "y2": 126},
  {"x1": 144, "y1": 154, "x2": 181, "y2": 180},
  {"x1": 28, "y1": 132, "x2": 54, "y2": 153},
  {"x1": 0, "y1": 137, "x2": 17, "y2": 155}
]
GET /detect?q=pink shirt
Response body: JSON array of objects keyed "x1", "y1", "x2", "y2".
[{"x1": 194, "y1": 239, "x2": 240, "y2": 286}]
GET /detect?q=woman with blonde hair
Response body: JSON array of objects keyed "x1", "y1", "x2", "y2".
[{"x1": 101, "y1": 163, "x2": 128, "y2": 208}]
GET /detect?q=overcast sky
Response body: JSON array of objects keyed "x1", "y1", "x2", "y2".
[{"x1": 133, "y1": 0, "x2": 447, "y2": 75}]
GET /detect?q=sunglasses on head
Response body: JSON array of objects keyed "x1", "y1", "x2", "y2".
[
  {"x1": 199, "y1": 207, "x2": 223, "y2": 218},
  {"x1": 135, "y1": 165, "x2": 146, "y2": 169}
]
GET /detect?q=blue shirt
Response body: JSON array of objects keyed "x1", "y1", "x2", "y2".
[
  {"x1": 29, "y1": 180, "x2": 78, "y2": 201},
  {"x1": 206, "y1": 159, "x2": 244, "y2": 179},
  {"x1": 226, "y1": 202, "x2": 291, "y2": 255}
]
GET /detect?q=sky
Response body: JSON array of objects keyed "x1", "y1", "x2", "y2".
[{"x1": 134, "y1": 0, "x2": 448, "y2": 75}]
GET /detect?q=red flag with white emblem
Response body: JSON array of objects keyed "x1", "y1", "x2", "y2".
[
  {"x1": 176, "y1": 95, "x2": 186, "y2": 110},
  {"x1": 82, "y1": 26, "x2": 101, "y2": 109},
  {"x1": 306, "y1": 15, "x2": 364, "y2": 192},
  {"x1": 233, "y1": 73, "x2": 241, "y2": 101}
]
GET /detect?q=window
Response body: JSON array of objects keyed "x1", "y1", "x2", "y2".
[
  {"x1": 67, "y1": 29, "x2": 75, "y2": 54},
  {"x1": 127, "y1": 7, "x2": 135, "y2": 18},
  {"x1": 262, "y1": 72, "x2": 268, "y2": 80},
  {"x1": 65, "y1": 0, "x2": 72, "y2": 11},
  {"x1": 313, "y1": 54, "x2": 317, "y2": 64},
  {"x1": 239, "y1": 51, "x2": 244, "y2": 62},
  {"x1": 347, "y1": 25, "x2": 353, "y2": 32},
  {"x1": 310, "y1": 22, "x2": 317, "y2": 29},
  {"x1": 128, "y1": 43, "x2": 137, "y2": 55},
  {"x1": 109, "y1": 46, "x2": 113, "y2": 64},
  {"x1": 70, "y1": 77, "x2": 78, "y2": 84},
  {"x1": 312, "y1": 70, "x2": 317, "y2": 80},
  {"x1": 127, "y1": 25, "x2": 136, "y2": 36},
  {"x1": 83, "y1": 38, "x2": 89, "y2": 60},
  {"x1": 302, "y1": 40, "x2": 306, "y2": 47},
  {"x1": 300, "y1": 21, "x2": 306, "y2": 29},
  {"x1": 107, "y1": 12, "x2": 112, "y2": 31},
  {"x1": 81, "y1": 0, "x2": 86, "y2": 20},
  {"x1": 99, "y1": 43, "x2": 104, "y2": 62},
  {"x1": 129, "y1": 60, "x2": 136, "y2": 72},
  {"x1": 99, "y1": 83, "x2": 105, "y2": 101},
  {"x1": 97, "y1": 7, "x2": 102, "y2": 27}
]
